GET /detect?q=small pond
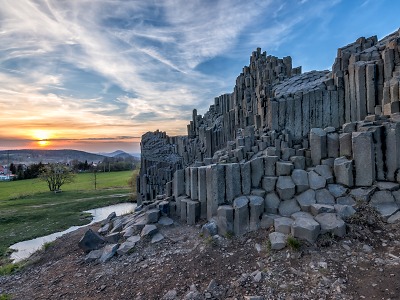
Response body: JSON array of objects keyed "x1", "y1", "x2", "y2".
[{"x1": 10, "y1": 202, "x2": 136, "y2": 263}]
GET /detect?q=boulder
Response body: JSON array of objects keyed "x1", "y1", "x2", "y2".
[
  {"x1": 291, "y1": 217, "x2": 320, "y2": 243},
  {"x1": 314, "y1": 213, "x2": 346, "y2": 237},
  {"x1": 233, "y1": 196, "x2": 250, "y2": 235},
  {"x1": 78, "y1": 229, "x2": 105, "y2": 253},
  {"x1": 274, "y1": 217, "x2": 293, "y2": 234},
  {"x1": 336, "y1": 196, "x2": 356, "y2": 207},
  {"x1": 261, "y1": 176, "x2": 277, "y2": 192},
  {"x1": 84, "y1": 249, "x2": 103, "y2": 262},
  {"x1": 333, "y1": 157, "x2": 353, "y2": 187},
  {"x1": 291, "y1": 169, "x2": 309, "y2": 193},
  {"x1": 370, "y1": 190, "x2": 399, "y2": 219},
  {"x1": 269, "y1": 232, "x2": 287, "y2": 250},
  {"x1": 249, "y1": 195, "x2": 264, "y2": 231},
  {"x1": 276, "y1": 161, "x2": 294, "y2": 176},
  {"x1": 327, "y1": 184, "x2": 348, "y2": 198},
  {"x1": 145, "y1": 208, "x2": 160, "y2": 224},
  {"x1": 201, "y1": 221, "x2": 218, "y2": 237},
  {"x1": 101, "y1": 212, "x2": 116, "y2": 226},
  {"x1": 315, "y1": 188, "x2": 335, "y2": 205},
  {"x1": 158, "y1": 216, "x2": 174, "y2": 226},
  {"x1": 217, "y1": 205, "x2": 234, "y2": 236},
  {"x1": 140, "y1": 224, "x2": 158, "y2": 238},
  {"x1": 117, "y1": 241, "x2": 136, "y2": 255},
  {"x1": 264, "y1": 192, "x2": 281, "y2": 214},
  {"x1": 99, "y1": 244, "x2": 118, "y2": 263},
  {"x1": 308, "y1": 171, "x2": 326, "y2": 190},
  {"x1": 151, "y1": 233, "x2": 165, "y2": 243},
  {"x1": 260, "y1": 213, "x2": 279, "y2": 229},
  {"x1": 315, "y1": 165, "x2": 334, "y2": 183},
  {"x1": 104, "y1": 232, "x2": 120, "y2": 244},
  {"x1": 334, "y1": 204, "x2": 356, "y2": 219},
  {"x1": 310, "y1": 204, "x2": 335, "y2": 216},
  {"x1": 295, "y1": 189, "x2": 316, "y2": 212},
  {"x1": 276, "y1": 176, "x2": 296, "y2": 200},
  {"x1": 278, "y1": 199, "x2": 300, "y2": 217}
]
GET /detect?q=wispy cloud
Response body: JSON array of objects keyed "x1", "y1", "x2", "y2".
[{"x1": 1, "y1": 0, "x2": 395, "y2": 152}]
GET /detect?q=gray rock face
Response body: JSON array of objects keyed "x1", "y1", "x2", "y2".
[
  {"x1": 84, "y1": 249, "x2": 103, "y2": 262},
  {"x1": 333, "y1": 157, "x2": 354, "y2": 187},
  {"x1": 334, "y1": 204, "x2": 356, "y2": 219},
  {"x1": 295, "y1": 189, "x2": 316, "y2": 212},
  {"x1": 352, "y1": 131, "x2": 375, "y2": 186},
  {"x1": 315, "y1": 165, "x2": 334, "y2": 184},
  {"x1": 315, "y1": 188, "x2": 335, "y2": 205},
  {"x1": 291, "y1": 217, "x2": 321, "y2": 243},
  {"x1": 78, "y1": 229, "x2": 106, "y2": 253},
  {"x1": 264, "y1": 192, "x2": 281, "y2": 214},
  {"x1": 274, "y1": 217, "x2": 294, "y2": 234},
  {"x1": 104, "y1": 232, "x2": 120, "y2": 244},
  {"x1": 99, "y1": 244, "x2": 118, "y2": 263},
  {"x1": 264, "y1": 156, "x2": 279, "y2": 176},
  {"x1": 328, "y1": 184, "x2": 348, "y2": 198},
  {"x1": 145, "y1": 208, "x2": 160, "y2": 224},
  {"x1": 117, "y1": 241, "x2": 136, "y2": 255},
  {"x1": 262, "y1": 176, "x2": 277, "y2": 192},
  {"x1": 249, "y1": 196, "x2": 265, "y2": 231},
  {"x1": 140, "y1": 224, "x2": 158, "y2": 238},
  {"x1": 336, "y1": 196, "x2": 356, "y2": 206},
  {"x1": 369, "y1": 190, "x2": 399, "y2": 219},
  {"x1": 260, "y1": 213, "x2": 279, "y2": 229},
  {"x1": 314, "y1": 213, "x2": 346, "y2": 237},
  {"x1": 217, "y1": 205, "x2": 234, "y2": 236},
  {"x1": 269, "y1": 232, "x2": 287, "y2": 250},
  {"x1": 310, "y1": 128, "x2": 327, "y2": 166},
  {"x1": 101, "y1": 212, "x2": 116, "y2": 226},
  {"x1": 201, "y1": 221, "x2": 218, "y2": 237},
  {"x1": 251, "y1": 157, "x2": 265, "y2": 188},
  {"x1": 151, "y1": 232, "x2": 164, "y2": 243},
  {"x1": 308, "y1": 171, "x2": 326, "y2": 190},
  {"x1": 233, "y1": 196, "x2": 250, "y2": 236},
  {"x1": 276, "y1": 161, "x2": 294, "y2": 176},
  {"x1": 278, "y1": 199, "x2": 301, "y2": 217},
  {"x1": 276, "y1": 176, "x2": 296, "y2": 200},
  {"x1": 158, "y1": 216, "x2": 174, "y2": 226},
  {"x1": 291, "y1": 169, "x2": 309, "y2": 193},
  {"x1": 311, "y1": 204, "x2": 335, "y2": 216}
]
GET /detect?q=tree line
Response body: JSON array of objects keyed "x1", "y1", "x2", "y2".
[{"x1": 8, "y1": 156, "x2": 138, "y2": 181}]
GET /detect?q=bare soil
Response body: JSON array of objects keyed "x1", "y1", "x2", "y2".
[{"x1": 1, "y1": 217, "x2": 400, "y2": 300}]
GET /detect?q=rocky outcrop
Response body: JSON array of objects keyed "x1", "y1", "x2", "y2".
[{"x1": 138, "y1": 29, "x2": 400, "y2": 242}]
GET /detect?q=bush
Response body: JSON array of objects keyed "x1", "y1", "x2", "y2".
[{"x1": 287, "y1": 236, "x2": 301, "y2": 251}]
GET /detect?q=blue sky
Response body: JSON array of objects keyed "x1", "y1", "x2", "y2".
[{"x1": 0, "y1": 0, "x2": 399, "y2": 153}]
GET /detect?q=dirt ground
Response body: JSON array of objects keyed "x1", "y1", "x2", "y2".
[{"x1": 1, "y1": 216, "x2": 400, "y2": 300}]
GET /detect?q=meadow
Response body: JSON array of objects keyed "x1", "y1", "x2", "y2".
[{"x1": 0, "y1": 170, "x2": 138, "y2": 264}]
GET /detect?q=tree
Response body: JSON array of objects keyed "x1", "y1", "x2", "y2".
[{"x1": 39, "y1": 163, "x2": 75, "y2": 192}]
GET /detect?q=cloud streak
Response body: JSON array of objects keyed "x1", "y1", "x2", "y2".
[{"x1": 1, "y1": 0, "x2": 398, "y2": 152}]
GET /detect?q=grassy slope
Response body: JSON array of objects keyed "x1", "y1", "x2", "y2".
[{"x1": 0, "y1": 170, "x2": 138, "y2": 262}]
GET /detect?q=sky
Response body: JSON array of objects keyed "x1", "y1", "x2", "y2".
[{"x1": 0, "y1": 0, "x2": 399, "y2": 154}]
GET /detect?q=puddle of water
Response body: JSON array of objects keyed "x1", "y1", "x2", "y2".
[{"x1": 10, "y1": 202, "x2": 136, "y2": 263}]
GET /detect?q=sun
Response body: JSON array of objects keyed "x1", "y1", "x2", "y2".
[{"x1": 32, "y1": 130, "x2": 52, "y2": 148}]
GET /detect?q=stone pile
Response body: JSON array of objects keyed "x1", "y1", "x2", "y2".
[{"x1": 78, "y1": 203, "x2": 174, "y2": 263}]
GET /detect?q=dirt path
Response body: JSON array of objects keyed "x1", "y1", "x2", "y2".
[{"x1": 1, "y1": 218, "x2": 399, "y2": 299}]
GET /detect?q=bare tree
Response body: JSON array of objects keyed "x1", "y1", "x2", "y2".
[{"x1": 39, "y1": 163, "x2": 75, "y2": 192}]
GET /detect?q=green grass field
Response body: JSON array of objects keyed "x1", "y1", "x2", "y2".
[{"x1": 0, "y1": 170, "x2": 138, "y2": 264}]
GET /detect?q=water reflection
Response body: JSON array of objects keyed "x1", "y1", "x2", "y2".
[{"x1": 10, "y1": 202, "x2": 136, "y2": 262}]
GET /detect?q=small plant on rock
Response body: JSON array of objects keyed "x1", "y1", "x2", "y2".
[
  {"x1": 225, "y1": 231, "x2": 234, "y2": 239},
  {"x1": 287, "y1": 236, "x2": 301, "y2": 251},
  {"x1": 0, "y1": 294, "x2": 12, "y2": 300}
]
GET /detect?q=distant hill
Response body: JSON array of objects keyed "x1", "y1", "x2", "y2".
[
  {"x1": 0, "y1": 149, "x2": 107, "y2": 165},
  {"x1": 99, "y1": 150, "x2": 131, "y2": 158}
]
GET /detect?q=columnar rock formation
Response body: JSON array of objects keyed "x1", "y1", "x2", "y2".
[{"x1": 138, "y1": 30, "x2": 400, "y2": 241}]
